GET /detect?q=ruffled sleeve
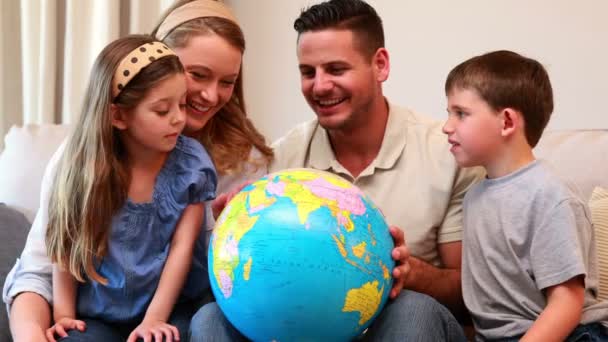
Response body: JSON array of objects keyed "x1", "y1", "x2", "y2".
[{"x1": 157, "y1": 136, "x2": 217, "y2": 214}]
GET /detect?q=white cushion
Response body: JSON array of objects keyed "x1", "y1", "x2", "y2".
[
  {"x1": 589, "y1": 186, "x2": 608, "y2": 301},
  {"x1": 0, "y1": 124, "x2": 70, "y2": 221},
  {"x1": 535, "y1": 129, "x2": 608, "y2": 202}
]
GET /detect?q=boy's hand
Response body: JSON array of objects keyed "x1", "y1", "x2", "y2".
[
  {"x1": 45, "y1": 318, "x2": 86, "y2": 342},
  {"x1": 127, "y1": 319, "x2": 179, "y2": 342},
  {"x1": 389, "y1": 225, "x2": 411, "y2": 299}
]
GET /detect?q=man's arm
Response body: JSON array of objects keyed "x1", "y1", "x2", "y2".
[
  {"x1": 404, "y1": 165, "x2": 482, "y2": 316},
  {"x1": 402, "y1": 241, "x2": 464, "y2": 316}
]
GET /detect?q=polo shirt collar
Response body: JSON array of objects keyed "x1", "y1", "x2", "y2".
[{"x1": 308, "y1": 100, "x2": 408, "y2": 174}]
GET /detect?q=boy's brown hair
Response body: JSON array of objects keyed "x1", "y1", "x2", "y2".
[{"x1": 445, "y1": 50, "x2": 553, "y2": 147}]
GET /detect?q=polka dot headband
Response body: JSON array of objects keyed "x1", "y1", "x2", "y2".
[
  {"x1": 155, "y1": 0, "x2": 238, "y2": 41},
  {"x1": 111, "y1": 41, "x2": 177, "y2": 99}
]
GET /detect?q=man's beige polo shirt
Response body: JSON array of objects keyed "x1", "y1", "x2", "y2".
[{"x1": 270, "y1": 102, "x2": 483, "y2": 266}]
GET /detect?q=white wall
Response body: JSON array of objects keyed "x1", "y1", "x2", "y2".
[{"x1": 228, "y1": 0, "x2": 608, "y2": 142}]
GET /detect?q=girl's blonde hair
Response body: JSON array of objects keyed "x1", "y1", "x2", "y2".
[
  {"x1": 151, "y1": 0, "x2": 273, "y2": 175},
  {"x1": 46, "y1": 35, "x2": 184, "y2": 284}
]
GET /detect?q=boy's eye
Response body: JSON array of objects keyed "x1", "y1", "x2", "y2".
[
  {"x1": 220, "y1": 80, "x2": 236, "y2": 86},
  {"x1": 156, "y1": 111, "x2": 169, "y2": 116}
]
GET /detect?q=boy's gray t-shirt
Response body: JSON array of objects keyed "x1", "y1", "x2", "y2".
[{"x1": 462, "y1": 160, "x2": 608, "y2": 339}]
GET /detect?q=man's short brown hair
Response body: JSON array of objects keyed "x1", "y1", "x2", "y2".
[
  {"x1": 294, "y1": 0, "x2": 384, "y2": 60},
  {"x1": 445, "y1": 50, "x2": 554, "y2": 147}
]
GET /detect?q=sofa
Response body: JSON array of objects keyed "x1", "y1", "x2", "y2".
[{"x1": 1, "y1": 124, "x2": 607, "y2": 339}]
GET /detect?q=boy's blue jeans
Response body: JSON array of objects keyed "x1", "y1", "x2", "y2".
[{"x1": 494, "y1": 322, "x2": 608, "y2": 342}]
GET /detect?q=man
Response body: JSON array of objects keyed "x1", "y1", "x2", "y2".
[{"x1": 194, "y1": 0, "x2": 480, "y2": 340}]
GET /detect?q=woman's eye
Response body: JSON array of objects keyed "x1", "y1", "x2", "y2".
[{"x1": 190, "y1": 72, "x2": 206, "y2": 79}]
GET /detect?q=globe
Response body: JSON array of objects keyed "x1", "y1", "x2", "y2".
[{"x1": 209, "y1": 168, "x2": 395, "y2": 341}]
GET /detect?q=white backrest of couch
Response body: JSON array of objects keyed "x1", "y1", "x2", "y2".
[
  {"x1": 534, "y1": 129, "x2": 608, "y2": 202},
  {"x1": 0, "y1": 124, "x2": 71, "y2": 222},
  {"x1": 0, "y1": 125, "x2": 606, "y2": 223}
]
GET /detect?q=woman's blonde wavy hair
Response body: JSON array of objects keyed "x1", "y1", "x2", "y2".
[
  {"x1": 151, "y1": 0, "x2": 273, "y2": 176},
  {"x1": 45, "y1": 35, "x2": 184, "y2": 284}
]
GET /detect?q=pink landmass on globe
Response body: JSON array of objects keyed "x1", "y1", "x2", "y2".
[
  {"x1": 225, "y1": 236, "x2": 239, "y2": 257},
  {"x1": 219, "y1": 270, "x2": 233, "y2": 298},
  {"x1": 266, "y1": 180, "x2": 286, "y2": 196},
  {"x1": 304, "y1": 178, "x2": 366, "y2": 215},
  {"x1": 249, "y1": 204, "x2": 266, "y2": 214}
]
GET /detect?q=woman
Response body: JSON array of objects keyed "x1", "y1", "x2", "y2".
[{"x1": 3, "y1": 1, "x2": 272, "y2": 340}]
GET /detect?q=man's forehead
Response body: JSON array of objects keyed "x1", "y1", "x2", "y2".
[{"x1": 297, "y1": 29, "x2": 360, "y2": 64}]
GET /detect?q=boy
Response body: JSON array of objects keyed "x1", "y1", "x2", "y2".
[{"x1": 442, "y1": 50, "x2": 608, "y2": 341}]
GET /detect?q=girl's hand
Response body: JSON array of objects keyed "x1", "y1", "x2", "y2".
[
  {"x1": 127, "y1": 319, "x2": 180, "y2": 342},
  {"x1": 45, "y1": 318, "x2": 86, "y2": 342},
  {"x1": 389, "y1": 225, "x2": 411, "y2": 299}
]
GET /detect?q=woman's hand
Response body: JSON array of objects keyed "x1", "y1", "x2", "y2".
[
  {"x1": 388, "y1": 226, "x2": 411, "y2": 299},
  {"x1": 127, "y1": 319, "x2": 179, "y2": 342},
  {"x1": 45, "y1": 317, "x2": 86, "y2": 342},
  {"x1": 211, "y1": 181, "x2": 252, "y2": 219}
]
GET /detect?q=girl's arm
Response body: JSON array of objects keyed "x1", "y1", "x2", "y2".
[
  {"x1": 127, "y1": 203, "x2": 205, "y2": 342},
  {"x1": 521, "y1": 276, "x2": 585, "y2": 342},
  {"x1": 45, "y1": 265, "x2": 86, "y2": 341}
]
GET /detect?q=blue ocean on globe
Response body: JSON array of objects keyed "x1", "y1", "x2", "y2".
[{"x1": 209, "y1": 168, "x2": 395, "y2": 341}]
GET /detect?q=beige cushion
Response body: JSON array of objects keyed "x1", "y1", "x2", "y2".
[
  {"x1": 0, "y1": 124, "x2": 70, "y2": 221},
  {"x1": 589, "y1": 186, "x2": 608, "y2": 301},
  {"x1": 535, "y1": 130, "x2": 608, "y2": 202}
]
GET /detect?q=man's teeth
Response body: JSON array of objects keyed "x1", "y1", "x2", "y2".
[{"x1": 318, "y1": 98, "x2": 343, "y2": 106}]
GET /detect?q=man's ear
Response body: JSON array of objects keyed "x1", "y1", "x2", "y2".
[
  {"x1": 373, "y1": 47, "x2": 390, "y2": 82},
  {"x1": 110, "y1": 104, "x2": 128, "y2": 130},
  {"x1": 500, "y1": 108, "x2": 521, "y2": 138}
]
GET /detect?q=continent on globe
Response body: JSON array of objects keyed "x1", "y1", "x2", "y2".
[{"x1": 209, "y1": 168, "x2": 395, "y2": 341}]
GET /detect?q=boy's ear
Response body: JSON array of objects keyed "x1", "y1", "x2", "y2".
[
  {"x1": 110, "y1": 104, "x2": 128, "y2": 130},
  {"x1": 500, "y1": 108, "x2": 521, "y2": 138}
]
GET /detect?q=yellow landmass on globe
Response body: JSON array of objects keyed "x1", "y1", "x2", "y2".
[
  {"x1": 332, "y1": 234, "x2": 348, "y2": 258},
  {"x1": 342, "y1": 281, "x2": 384, "y2": 325},
  {"x1": 340, "y1": 211, "x2": 355, "y2": 232},
  {"x1": 381, "y1": 262, "x2": 390, "y2": 280},
  {"x1": 367, "y1": 223, "x2": 377, "y2": 246},
  {"x1": 332, "y1": 234, "x2": 375, "y2": 275},
  {"x1": 283, "y1": 182, "x2": 324, "y2": 224},
  {"x1": 351, "y1": 241, "x2": 367, "y2": 258},
  {"x1": 243, "y1": 257, "x2": 253, "y2": 281},
  {"x1": 321, "y1": 172, "x2": 354, "y2": 189},
  {"x1": 247, "y1": 180, "x2": 277, "y2": 211}
]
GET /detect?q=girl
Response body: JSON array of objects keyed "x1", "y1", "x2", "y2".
[
  {"x1": 4, "y1": 1, "x2": 272, "y2": 340},
  {"x1": 44, "y1": 35, "x2": 217, "y2": 341}
]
